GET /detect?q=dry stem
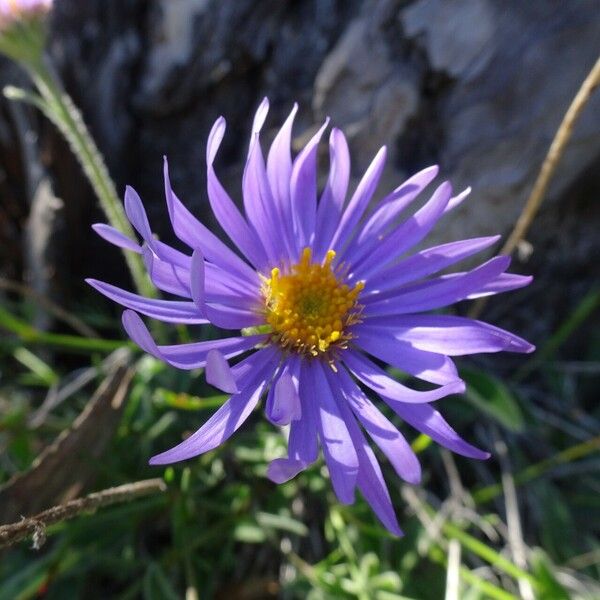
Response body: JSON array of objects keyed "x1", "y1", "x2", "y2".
[
  {"x1": 470, "y1": 56, "x2": 600, "y2": 319},
  {"x1": 0, "y1": 478, "x2": 167, "y2": 550}
]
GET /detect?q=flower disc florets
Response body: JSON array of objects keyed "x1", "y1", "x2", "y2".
[{"x1": 264, "y1": 248, "x2": 364, "y2": 357}]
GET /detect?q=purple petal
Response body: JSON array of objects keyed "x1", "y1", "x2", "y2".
[
  {"x1": 251, "y1": 96, "x2": 270, "y2": 140},
  {"x1": 206, "y1": 118, "x2": 269, "y2": 269},
  {"x1": 313, "y1": 128, "x2": 351, "y2": 261},
  {"x1": 266, "y1": 358, "x2": 319, "y2": 482},
  {"x1": 266, "y1": 104, "x2": 298, "y2": 259},
  {"x1": 203, "y1": 261, "x2": 260, "y2": 297},
  {"x1": 332, "y1": 383, "x2": 403, "y2": 535},
  {"x1": 364, "y1": 236, "x2": 500, "y2": 295},
  {"x1": 343, "y1": 349, "x2": 465, "y2": 400},
  {"x1": 444, "y1": 186, "x2": 471, "y2": 214},
  {"x1": 330, "y1": 365, "x2": 421, "y2": 485},
  {"x1": 356, "y1": 165, "x2": 439, "y2": 247},
  {"x1": 92, "y1": 223, "x2": 141, "y2": 253},
  {"x1": 289, "y1": 120, "x2": 330, "y2": 250},
  {"x1": 143, "y1": 248, "x2": 252, "y2": 305},
  {"x1": 266, "y1": 356, "x2": 301, "y2": 426},
  {"x1": 150, "y1": 387, "x2": 262, "y2": 463},
  {"x1": 149, "y1": 349, "x2": 278, "y2": 465},
  {"x1": 383, "y1": 271, "x2": 532, "y2": 302},
  {"x1": 205, "y1": 302, "x2": 263, "y2": 330},
  {"x1": 206, "y1": 349, "x2": 239, "y2": 393},
  {"x1": 124, "y1": 186, "x2": 153, "y2": 244},
  {"x1": 363, "y1": 256, "x2": 511, "y2": 317},
  {"x1": 124, "y1": 186, "x2": 188, "y2": 270},
  {"x1": 267, "y1": 103, "x2": 297, "y2": 210},
  {"x1": 351, "y1": 329, "x2": 460, "y2": 385},
  {"x1": 355, "y1": 442, "x2": 403, "y2": 535},
  {"x1": 288, "y1": 361, "x2": 320, "y2": 464},
  {"x1": 241, "y1": 98, "x2": 289, "y2": 264},
  {"x1": 121, "y1": 309, "x2": 266, "y2": 370},
  {"x1": 311, "y1": 361, "x2": 358, "y2": 504},
  {"x1": 163, "y1": 158, "x2": 259, "y2": 286},
  {"x1": 329, "y1": 146, "x2": 387, "y2": 254},
  {"x1": 393, "y1": 402, "x2": 490, "y2": 460},
  {"x1": 86, "y1": 279, "x2": 207, "y2": 324},
  {"x1": 343, "y1": 166, "x2": 439, "y2": 266},
  {"x1": 226, "y1": 345, "x2": 276, "y2": 380},
  {"x1": 351, "y1": 181, "x2": 453, "y2": 279},
  {"x1": 142, "y1": 246, "x2": 191, "y2": 298},
  {"x1": 190, "y1": 250, "x2": 263, "y2": 329},
  {"x1": 243, "y1": 134, "x2": 268, "y2": 216},
  {"x1": 152, "y1": 239, "x2": 192, "y2": 269},
  {"x1": 363, "y1": 314, "x2": 535, "y2": 355},
  {"x1": 466, "y1": 273, "x2": 533, "y2": 298},
  {"x1": 267, "y1": 458, "x2": 306, "y2": 484}
]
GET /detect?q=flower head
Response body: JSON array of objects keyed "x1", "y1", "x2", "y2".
[
  {"x1": 88, "y1": 99, "x2": 534, "y2": 534},
  {"x1": 0, "y1": 0, "x2": 51, "y2": 62}
]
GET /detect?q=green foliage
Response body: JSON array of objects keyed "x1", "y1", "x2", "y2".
[
  {"x1": 460, "y1": 367, "x2": 525, "y2": 432},
  {"x1": 0, "y1": 290, "x2": 599, "y2": 599}
]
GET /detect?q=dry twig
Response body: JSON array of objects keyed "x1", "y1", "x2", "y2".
[
  {"x1": 495, "y1": 436, "x2": 535, "y2": 600},
  {"x1": 470, "y1": 56, "x2": 600, "y2": 319},
  {"x1": 0, "y1": 478, "x2": 167, "y2": 550}
]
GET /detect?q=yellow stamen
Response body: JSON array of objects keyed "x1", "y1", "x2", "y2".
[{"x1": 263, "y1": 248, "x2": 364, "y2": 357}]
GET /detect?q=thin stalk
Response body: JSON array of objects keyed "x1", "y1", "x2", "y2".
[
  {"x1": 441, "y1": 520, "x2": 537, "y2": 586},
  {"x1": 24, "y1": 57, "x2": 153, "y2": 299},
  {"x1": 473, "y1": 435, "x2": 600, "y2": 504},
  {"x1": 0, "y1": 304, "x2": 130, "y2": 354},
  {"x1": 340, "y1": 505, "x2": 520, "y2": 600},
  {"x1": 428, "y1": 545, "x2": 517, "y2": 600},
  {"x1": 0, "y1": 478, "x2": 167, "y2": 549}
]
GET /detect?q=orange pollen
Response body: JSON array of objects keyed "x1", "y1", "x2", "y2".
[{"x1": 263, "y1": 247, "x2": 364, "y2": 357}]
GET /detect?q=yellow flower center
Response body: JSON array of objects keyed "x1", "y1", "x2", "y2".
[{"x1": 263, "y1": 248, "x2": 364, "y2": 356}]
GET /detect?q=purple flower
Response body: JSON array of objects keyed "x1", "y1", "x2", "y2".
[{"x1": 88, "y1": 99, "x2": 534, "y2": 534}]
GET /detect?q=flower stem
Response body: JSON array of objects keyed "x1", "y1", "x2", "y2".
[{"x1": 24, "y1": 57, "x2": 154, "y2": 299}]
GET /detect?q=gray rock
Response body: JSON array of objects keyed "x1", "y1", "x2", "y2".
[
  {"x1": 398, "y1": 0, "x2": 600, "y2": 245},
  {"x1": 313, "y1": 15, "x2": 419, "y2": 180},
  {"x1": 0, "y1": 0, "x2": 598, "y2": 335}
]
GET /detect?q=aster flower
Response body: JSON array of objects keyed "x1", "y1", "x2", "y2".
[{"x1": 88, "y1": 99, "x2": 534, "y2": 534}]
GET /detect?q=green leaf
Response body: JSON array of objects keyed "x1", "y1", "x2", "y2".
[
  {"x1": 13, "y1": 347, "x2": 59, "y2": 386},
  {"x1": 256, "y1": 511, "x2": 309, "y2": 536},
  {"x1": 460, "y1": 367, "x2": 525, "y2": 432},
  {"x1": 410, "y1": 433, "x2": 433, "y2": 453},
  {"x1": 529, "y1": 549, "x2": 570, "y2": 600},
  {"x1": 233, "y1": 522, "x2": 266, "y2": 543},
  {"x1": 143, "y1": 563, "x2": 180, "y2": 600},
  {"x1": 153, "y1": 388, "x2": 228, "y2": 411},
  {"x1": 0, "y1": 304, "x2": 126, "y2": 354}
]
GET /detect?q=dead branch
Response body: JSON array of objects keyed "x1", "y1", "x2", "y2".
[{"x1": 0, "y1": 478, "x2": 167, "y2": 550}]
